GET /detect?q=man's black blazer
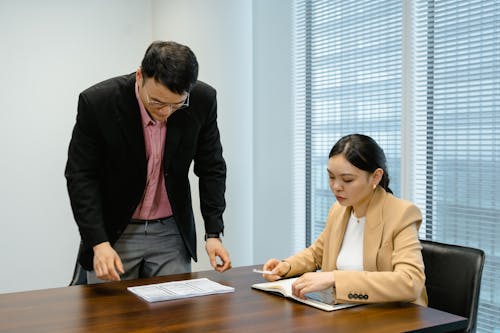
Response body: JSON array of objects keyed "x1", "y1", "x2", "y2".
[{"x1": 65, "y1": 73, "x2": 226, "y2": 271}]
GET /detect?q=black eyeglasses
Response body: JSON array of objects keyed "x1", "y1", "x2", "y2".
[{"x1": 143, "y1": 85, "x2": 190, "y2": 112}]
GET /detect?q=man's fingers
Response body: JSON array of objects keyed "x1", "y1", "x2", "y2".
[
  {"x1": 94, "y1": 257, "x2": 122, "y2": 281},
  {"x1": 115, "y1": 256, "x2": 125, "y2": 274},
  {"x1": 208, "y1": 251, "x2": 218, "y2": 268},
  {"x1": 210, "y1": 259, "x2": 218, "y2": 269},
  {"x1": 205, "y1": 239, "x2": 232, "y2": 272},
  {"x1": 215, "y1": 257, "x2": 232, "y2": 272},
  {"x1": 215, "y1": 248, "x2": 232, "y2": 272},
  {"x1": 93, "y1": 242, "x2": 124, "y2": 281},
  {"x1": 97, "y1": 265, "x2": 120, "y2": 281},
  {"x1": 218, "y1": 252, "x2": 231, "y2": 266}
]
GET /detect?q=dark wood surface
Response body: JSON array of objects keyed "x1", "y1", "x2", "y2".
[{"x1": 0, "y1": 265, "x2": 466, "y2": 333}]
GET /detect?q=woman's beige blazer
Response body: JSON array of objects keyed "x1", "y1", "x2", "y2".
[{"x1": 284, "y1": 187, "x2": 428, "y2": 306}]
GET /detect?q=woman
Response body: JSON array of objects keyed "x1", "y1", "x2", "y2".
[{"x1": 262, "y1": 134, "x2": 428, "y2": 305}]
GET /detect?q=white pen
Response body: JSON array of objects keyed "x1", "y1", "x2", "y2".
[{"x1": 253, "y1": 268, "x2": 275, "y2": 275}]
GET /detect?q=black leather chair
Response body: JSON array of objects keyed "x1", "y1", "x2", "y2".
[
  {"x1": 421, "y1": 239, "x2": 485, "y2": 333},
  {"x1": 69, "y1": 245, "x2": 87, "y2": 286},
  {"x1": 69, "y1": 261, "x2": 87, "y2": 286}
]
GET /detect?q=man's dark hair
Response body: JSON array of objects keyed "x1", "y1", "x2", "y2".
[{"x1": 141, "y1": 41, "x2": 199, "y2": 94}]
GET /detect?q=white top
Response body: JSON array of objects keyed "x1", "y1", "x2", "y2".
[{"x1": 336, "y1": 211, "x2": 365, "y2": 271}]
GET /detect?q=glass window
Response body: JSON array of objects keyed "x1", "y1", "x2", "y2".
[
  {"x1": 413, "y1": 1, "x2": 500, "y2": 332},
  {"x1": 293, "y1": 1, "x2": 500, "y2": 331},
  {"x1": 293, "y1": 0, "x2": 403, "y2": 245}
]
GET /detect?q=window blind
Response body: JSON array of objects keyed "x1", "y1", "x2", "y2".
[
  {"x1": 293, "y1": 0, "x2": 403, "y2": 249},
  {"x1": 293, "y1": 0, "x2": 499, "y2": 331},
  {"x1": 413, "y1": 1, "x2": 500, "y2": 332}
]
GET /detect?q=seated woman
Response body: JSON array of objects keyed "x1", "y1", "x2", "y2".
[{"x1": 262, "y1": 134, "x2": 428, "y2": 306}]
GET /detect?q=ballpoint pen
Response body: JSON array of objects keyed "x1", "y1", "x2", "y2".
[{"x1": 252, "y1": 268, "x2": 275, "y2": 275}]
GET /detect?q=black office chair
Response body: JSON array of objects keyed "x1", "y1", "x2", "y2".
[
  {"x1": 69, "y1": 244, "x2": 87, "y2": 286},
  {"x1": 69, "y1": 261, "x2": 87, "y2": 286},
  {"x1": 421, "y1": 239, "x2": 485, "y2": 333}
]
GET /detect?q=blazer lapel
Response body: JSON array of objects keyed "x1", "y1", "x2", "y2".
[
  {"x1": 164, "y1": 108, "x2": 191, "y2": 171},
  {"x1": 363, "y1": 187, "x2": 386, "y2": 271},
  {"x1": 328, "y1": 206, "x2": 351, "y2": 271},
  {"x1": 114, "y1": 75, "x2": 147, "y2": 169}
]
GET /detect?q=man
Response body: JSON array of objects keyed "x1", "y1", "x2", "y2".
[{"x1": 65, "y1": 41, "x2": 231, "y2": 283}]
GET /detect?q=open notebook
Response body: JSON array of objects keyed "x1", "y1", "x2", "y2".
[{"x1": 252, "y1": 277, "x2": 359, "y2": 311}]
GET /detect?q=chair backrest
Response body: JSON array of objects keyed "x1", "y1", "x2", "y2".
[
  {"x1": 69, "y1": 243, "x2": 87, "y2": 286},
  {"x1": 69, "y1": 261, "x2": 87, "y2": 286},
  {"x1": 421, "y1": 240, "x2": 485, "y2": 333}
]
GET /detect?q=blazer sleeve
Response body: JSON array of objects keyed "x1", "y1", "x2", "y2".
[
  {"x1": 65, "y1": 93, "x2": 108, "y2": 248},
  {"x1": 192, "y1": 88, "x2": 227, "y2": 235},
  {"x1": 334, "y1": 204, "x2": 425, "y2": 304},
  {"x1": 283, "y1": 206, "x2": 336, "y2": 277}
]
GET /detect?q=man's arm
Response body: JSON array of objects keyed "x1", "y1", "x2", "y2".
[
  {"x1": 65, "y1": 93, "x2": 124, "y2": 280},
  {"x1": 65, "y1": 93, "x2": 108, "y2": 248},
  {"x1": 192, "y1": 86, "x2": 231, "y2": 272}
]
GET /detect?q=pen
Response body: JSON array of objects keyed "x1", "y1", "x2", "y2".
[{"x1": 253, "y1": 268, "x2": 274, "y2": 275}]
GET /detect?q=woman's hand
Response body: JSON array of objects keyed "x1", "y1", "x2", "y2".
[
  {"x1": 262, "y1": 258, "x2": 291, "y2": 282},
  {"x1": 291, "y1": 271, "x2": 335, "y2": 299}
]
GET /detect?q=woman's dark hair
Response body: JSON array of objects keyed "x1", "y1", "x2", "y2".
[
  {"x1": 329, "y1": 134, "x2": 392, "y2": 194},
  {"x1": 141, "y1": 41, "x2": 199, "y2": 94}
]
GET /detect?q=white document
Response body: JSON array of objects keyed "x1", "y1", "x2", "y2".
[{"x1": 128, "y1": 277, "x2": 235, "y2": 303}]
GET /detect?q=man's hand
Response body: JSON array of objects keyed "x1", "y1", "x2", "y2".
[
  {"x1": 291, "y1": 271, "x2": 335, "y2": 299},
  {"x1": 92, "y1": 242, "x2": 124, "y2": 281},
  {"x1": 205, "y1": 238, "x2": 232, "y2": 272}
]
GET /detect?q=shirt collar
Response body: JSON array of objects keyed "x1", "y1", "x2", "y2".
[{"x1": 135, "y1": 81, "x2": 156, "y2": 128}]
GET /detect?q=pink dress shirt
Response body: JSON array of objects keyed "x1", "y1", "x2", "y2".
[{"x1": 131, "y1": 82, "x2": 173, "y2": 220}]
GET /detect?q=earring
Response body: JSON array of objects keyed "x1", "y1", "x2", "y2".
[{"x1": 373, "y1": 184, "x2": 377, "y2": 190}]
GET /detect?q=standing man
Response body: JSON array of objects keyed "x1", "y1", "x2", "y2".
[{"x1": 65, "y1": 41, "x2": 231, "y2": 283}]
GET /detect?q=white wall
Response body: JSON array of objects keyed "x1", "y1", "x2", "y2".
[
  {"x1": 252, "y1": 0, "x2": 294, "y2": 263},
  {"x1": 0, "y1": 0, "x2": 294, "y2": 293},
  {"x1": 0, "y1": 0, "x2": 152, "y2": 293},
  {"x1": 152, "y1": 0, "x2": 254, "y2": 271},
  {"x1": 151, "y1": 0, "x2": 294, "y2": 270}
]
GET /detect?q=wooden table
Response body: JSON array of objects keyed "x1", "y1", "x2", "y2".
[{"x1": 0, "y1": 265, "x2": 466, "y2": 333}]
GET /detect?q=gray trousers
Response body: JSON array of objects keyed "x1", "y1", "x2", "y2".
[{"x1": 87, "y1": 217, "x2": 191, "y2": 284}]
